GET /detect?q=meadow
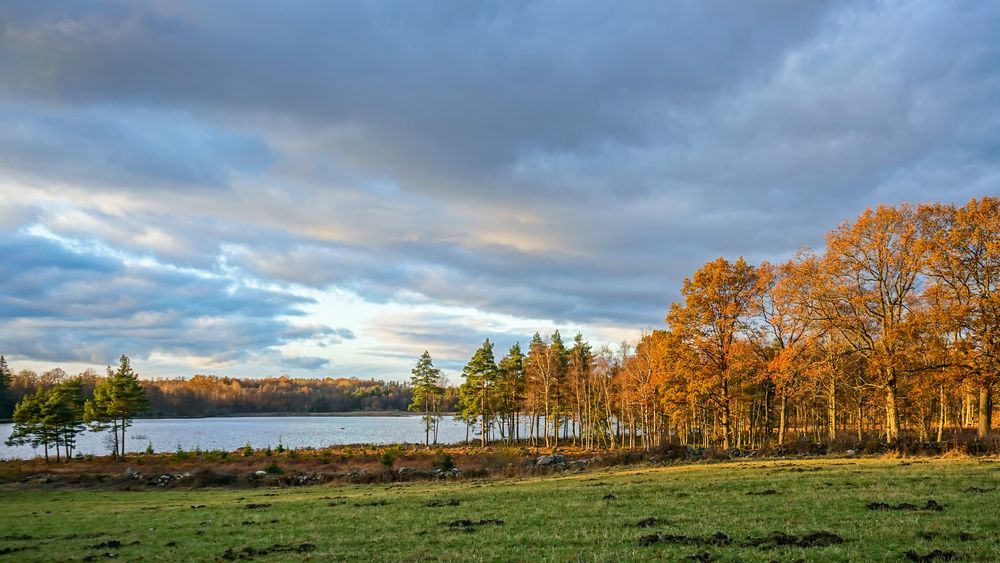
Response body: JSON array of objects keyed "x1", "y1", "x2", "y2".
[{"x1": 1, "y1": 456, "x2": 998, "y2": 561}]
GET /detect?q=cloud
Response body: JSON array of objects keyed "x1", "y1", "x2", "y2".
[
  {"x1": 0, "y1": 1, "x2": 998, "y2": 377},
  {"x1": 0, "y1": 232, "x2": 349, "y2": 367}
]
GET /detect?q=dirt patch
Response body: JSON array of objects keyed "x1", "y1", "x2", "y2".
[
  {"x1": 602, "y1": 493, "x2": 617, "y2": 500},
  {"x1": 743, "y1": 531, "x2": 844, "y2": 549},
  {"x1": 639, "y1": 532, "x2": 731, "y2": 547},
  {"x1": 0, "y1": 534, "x2": 32, "y2": 541},
  {"x1": 866, "y1": 500, "x2": 943, "y2": 512},
  {"x1": 426, "y1": 499, "x2": 461, "y2": 507},
  {"x1": 962, "y1": 486, "x2": 995, "y2": 493},
  {"x1": 241, "y1": 519, "x2": 279, "y2": 526},
  {"x1": 904, "y1": 549, "x2": 962, "y2": 562},
  {"x1": 682, "y1": 553, "x2": 714, "y2": 562},
  {"x1": 86, "y1": 540, "x2": 124, "y2": 549},
  {"x1": 445, "y1": 519, "x2": 504, "y2": 532},
  {"x1": 636, "y1": 517, "x2": 661, "y2": 528},
  {"x1": 190, "y1": 504, "x2": 206, "y2": 509},
  {"x1": 917, "y1": 531, "x2": 974, "y2": 542},
  {"x1": 353, "y1": 500, "x2": 388, "y2": 507},
  {"x1": 746, "y1": 489, "x2": 779, "y2": 496},
  {"x1": 0, "y1": 546, "x2": 36, "y2": 556},
  {"x1": 221, "y1": 543, "x2": 317, "y2": 560},
  {"x1": 244, "y1": 503, "x2": 271, "y2": 509}
]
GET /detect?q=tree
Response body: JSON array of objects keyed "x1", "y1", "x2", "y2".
[
  {"x1": 814, "y1": 204, "x2": 926, "y2": 443},
  {"x1": 4, "y1": 378, "x2": 84, "y2": 462},
  {"x1": 0, "y1": 355, "x2": 11, "y2": 418},
  {"x1": 408, "y1": 351, "x2": 445, "y2": 446},
  {"x1": 85, "y1": 355, "x2": 149, "y2": 460},
  {"x1": 460, "y1": 339, "x2": 498, "y2": 447},
  {"x1": 921, "y1": 197, "x2": 1000, "y2": 438},
  {"x1": 495, "y1": 343, "x2": 526, "y2": 444},
  {"x1": 667, "y1": 257, "x2": 759, "y2": 449},
  {"x1": 5, "y1": 391, "x2": 48, "y2": 460}
]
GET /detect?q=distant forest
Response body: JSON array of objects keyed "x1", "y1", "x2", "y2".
[{"x1": 0, "y1": 370, "x2": 460, "y2": 419}]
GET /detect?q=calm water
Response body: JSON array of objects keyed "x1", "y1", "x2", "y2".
[{"x1": 0, "y1": 416, "x2": 479, "y2": 460}]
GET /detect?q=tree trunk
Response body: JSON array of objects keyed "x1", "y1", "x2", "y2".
[
  {"x1": 978, "y1": 384, "x2": 992, "y2": 439},
  {"x1": 827, "y1": 379, "x2": 837, "y2": 443},
  {"x1": 936, "y1": 384, "x2": 946, "y2": 443},
  {"x1": 885, "y1": 370, "x2": 900, "y2": 443},
  {"x1": 778, "y1": 391, "x2": 788, "y2": 446},
  {"x1": 721, "y1": 380, "x2": 732, "y2": 450}
]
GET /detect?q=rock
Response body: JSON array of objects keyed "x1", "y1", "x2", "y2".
[
  {"x1": 846, "y1": 449, "x2": 857, "y2": 457},
  {"x1": 535, "y1": 455, "x2": 567, "y2": 466},
  {"x1": 254, "y1": 470, "x2": 268, "y2": 477}
]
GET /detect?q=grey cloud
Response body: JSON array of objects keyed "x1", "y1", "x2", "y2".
[
  {"x1": 0, "y1": 233, "x2": 349, "y2": 367},
  {"x1": 0, "y1": 104, "x2": 271, "y2": 191},
  {"x1": 1, "y1": 1, "x2": 999, "y2": 375}
]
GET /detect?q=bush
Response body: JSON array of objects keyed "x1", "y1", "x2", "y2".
[
  {"x1": 263, "y1": 462, "x2": 284, "y2": 475},
  {"x1": 145, "y1": 442, "x2": 154, "y2": 455},
  {"x1": 434, "y1": 454, "x2": 455, "y2": 472},
  {"x1": 380, "y1": 447, "x2": 401, "y2": 469},
  {"x1": 242, "y1": 443, "x2": 254, "y2": 457},
  {"x1": 174, "y1": 445, "x2": 191, "y2": 461},
  {"x1": 275, "y1": 441, "x2": 285, "y2": 454}
]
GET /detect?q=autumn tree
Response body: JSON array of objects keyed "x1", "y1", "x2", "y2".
[
  {"x1": 408, "y1": 351, "x2": 445, "y2": 446},
  {"x1": 813, "y1": 204, "x2": 926, "y2": 443},
  {"x1": 752, "y1": 256, "x2": 821, "y2": 445},
  {"x1": 667, "y1": 257, "x2": 759, "y2": 449},
  {"x1": 85, "y1": 355, "x2": 150, "y2": 460},
  {"x1": 921, "y1": 197, "x2": 1000, "y2": 438}
]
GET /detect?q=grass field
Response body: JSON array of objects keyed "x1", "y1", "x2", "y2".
[{"x1": 1, "y1": 457, "x2": 998, "y2": 561}]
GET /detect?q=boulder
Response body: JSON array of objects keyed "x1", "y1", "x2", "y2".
[{"x1": 535, "y1": 454, "x2": 567, "y2": 466}]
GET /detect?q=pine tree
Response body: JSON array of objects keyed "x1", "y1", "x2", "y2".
[
  {"x1": 85, "y1": 355, "x2": 150, "y2": 459},
  {"x1": 408, "y1": 351, "x2": 445, "y2": 446},
  {"x1": 0, "y1": 355, "x2": 11, "y2": 418},
  {"x1": 496, "y1": 343, "x2": 526, "y2": 443},
  {"x1": 5, "y1": 391, "x2": 48, "y2": 460},
  {"x1": 460, "y1": 339, "x2": 498, "y2": 447}
]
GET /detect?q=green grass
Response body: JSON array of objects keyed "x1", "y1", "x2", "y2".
[{"x1": 2, "y1": 457, "x2": 999, "y2": 561}]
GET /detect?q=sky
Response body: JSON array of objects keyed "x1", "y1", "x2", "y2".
[{"x1": 1, "y1": 1, "x2": 998, "y2": 383}]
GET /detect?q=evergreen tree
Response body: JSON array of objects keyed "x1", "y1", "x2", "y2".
[
  {"x1": 408, "y1": 351, "x2": 445, "y2": 446},
  {"x1": 496, "y1": 343, "x2": 526, "y2": 443},
  {"x1": 0, "y1": 355, "x2": 11, "y2": 418},
  {"x1": 5, "y1": 391, "x2": 48, "y2": 460},
  {"x1": 85, "y1": 355, "x2": 149, "y2": 460},
  {"x1": 460, "y1": 339, "x2": 498, "y2": 446},
  {"x1": 4, "y1": 378, "x2": 85, "y2": 462},
  {"x1": 49, "y1": 378, "x2": 86, "y2": 460}
]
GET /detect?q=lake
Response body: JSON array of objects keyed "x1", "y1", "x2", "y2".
[{"x1": 0, "y1": 415, "x2": 482, "y2": 460}]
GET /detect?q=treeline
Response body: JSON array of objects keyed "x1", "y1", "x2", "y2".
[
  {"x1": 450, "y1": 197, "x2": 999, "y2": 450},
  {"x1": 0, "y1": 363, "x2": 459, "y2": 419},
  {"x1": 143, "y1": 375, "x2": 458, "y2": 417}
]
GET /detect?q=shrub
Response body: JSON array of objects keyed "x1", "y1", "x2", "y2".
[
  {"x1": 145, "y1": 442, "x2": 154, "y2": 455},
  {"x1": 275, "y1": 441, "x2": 285, "y2": 454},
  {"x1": 380, "y1": 447, "x2": 401, "y2": 469},
  {"x1": 434, "y1": 454, "x2": 455, "y2": 472},
  {"x1": 174, "y1": 445, "x2": 190, "y2": 461},
  {"x1": 242, "y1": 443, "x2": 254, "y2": 457},
  {"x1": 263, "y1": 462, "x2": 284, "y2": 475}
]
